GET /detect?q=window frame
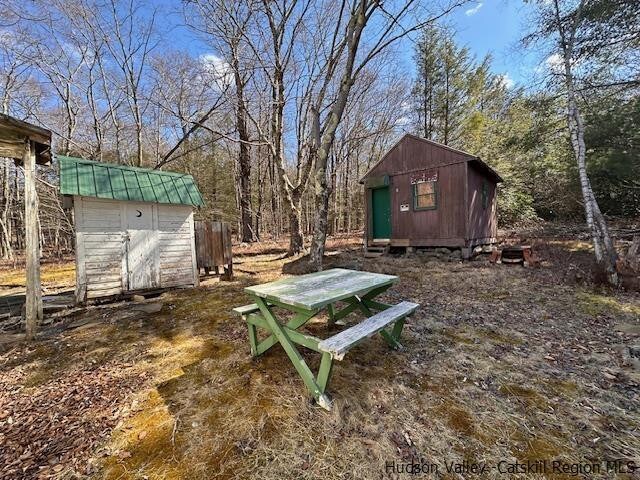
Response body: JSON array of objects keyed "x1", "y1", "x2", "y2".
[{"x1": 412, "y1": 179, "x2": 438, "y2": 211}]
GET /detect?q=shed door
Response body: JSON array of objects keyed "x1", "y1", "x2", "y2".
[
  {"x1": 371, "y1": 187, "x2": 391, "y2": 239},
  {"x1": 126, "y1": 203, "x2": 158, "y2": 290}
]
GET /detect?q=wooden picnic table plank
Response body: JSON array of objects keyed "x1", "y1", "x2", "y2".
[
  {"x1": 244, "y1": 268, "x2": 397, "y2": 310},
  {"x1": 318, "y1": 301, "x2": 418, "y2": 360}
]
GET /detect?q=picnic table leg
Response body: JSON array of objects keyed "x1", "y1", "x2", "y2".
[
  {"x1": 247, "y1": 322, "x2": 258, "y2": 357},
  {"x1": 327, "y1": 303, "x2": 336, "y2": 327},
  {"x1": 390, "y1": 317, "x2": 406, "y2": 343},
  {"x1": 252, "y1": 312, "x2": 314, "y2": 356},
  {"x1": 316, "y1": 352, "x2": 334, "y2": 394},
  {"x1": 255, "y1": 297, "x2": 332, "y2": 410}
]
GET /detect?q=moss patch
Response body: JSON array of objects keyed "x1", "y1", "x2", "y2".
[{"x1": 577, "y1": 291, "x2": 640, "y2": 318}]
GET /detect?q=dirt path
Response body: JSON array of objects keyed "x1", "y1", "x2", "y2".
[{"x1": 0, "y1": 239, "x2": 638, "y2": 479}]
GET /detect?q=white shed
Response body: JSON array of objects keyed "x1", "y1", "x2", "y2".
[{"x1": 59, "y1": 156, "x2": 205, "y2": 302}]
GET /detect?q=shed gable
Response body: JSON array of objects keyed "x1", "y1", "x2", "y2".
[{"x1": 362, "y1": 134, "x2": 474, "y2": 180}]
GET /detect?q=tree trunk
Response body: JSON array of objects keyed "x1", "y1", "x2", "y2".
[
  {"x1": 310, "y1": 164, "x2": 331, "y2": 266},
  {"x1": 237, "y1": 127, "x2": 253, "y2": 244},
  {"x1": 255, "y1": 150, "x2": 263, "y2": 241},
  {"x1": 309, "y1": 3, "x2": 367, "y2": 270},
  {"x1": 233, "y1": 55, "x2": 254, "y2": 243},
  {"x1": 0, "y1": 159, "x2": 12, "y2": 259},
  {"x1": 563, "y1": 54, "x2": 618, "y2": 284},
  {"x1": 288, "y1": 193, "x2": 304, "y2": 255}
]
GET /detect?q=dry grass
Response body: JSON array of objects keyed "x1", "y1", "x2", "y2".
[
  {"x1": 0, "y1": 260, "x2": 75, "y2": 289},
  {"x1": 1, "y1": 236, "x2": 639, "y2": 479}
]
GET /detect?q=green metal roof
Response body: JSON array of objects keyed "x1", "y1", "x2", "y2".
[{"x1": 58, "y1": 155, "x2": 204, "y2": 207}]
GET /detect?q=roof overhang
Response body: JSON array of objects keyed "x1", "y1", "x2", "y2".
[
  {"x1": 0, "y1": 114, "x2": 52, "y2": 165},
  {"x1": 469, "y1": 157, "x2": 503, "y2": 183}
]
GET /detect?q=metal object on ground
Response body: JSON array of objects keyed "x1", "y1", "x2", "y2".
[{"x1": 490, "y1": 245, "x2": 540, "y2": 267}]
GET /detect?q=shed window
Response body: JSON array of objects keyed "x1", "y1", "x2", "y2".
[
  {"x1": 413, "y1": 180, "x2": 437, "y2": 210},
  {"x1": 482, "y1": 180, "x2": 489, "y2": 209}
]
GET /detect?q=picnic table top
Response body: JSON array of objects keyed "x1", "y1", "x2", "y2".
[{"x1": 244, "y1": 268, "x2": 398, "y2": 310}]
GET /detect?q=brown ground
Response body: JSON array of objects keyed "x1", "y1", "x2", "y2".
[{"x1": 0, "y1": 234, "x2": 639, "y2": 479}]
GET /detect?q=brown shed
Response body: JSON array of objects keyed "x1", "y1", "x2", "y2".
[{"x1": 361, "y1": 134, "x2": 502, "y2": 258}]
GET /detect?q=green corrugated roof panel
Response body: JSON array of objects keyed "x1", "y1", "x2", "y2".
[{"x1": 58, "y1": 155, "x2": 204, "y2": 207}]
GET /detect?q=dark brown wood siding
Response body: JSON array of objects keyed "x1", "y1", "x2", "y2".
[
  {"x1": 467, "y1": 163, "x2": 497, "y2": 242},
  {"x1": 364, "y1": 134, "x2": 499, "y2": 248},
  {"x1": 390, "y1": 162, "x2": 466, "y2": 245},
  {"x1": 365, "y1": 134, "x2": 473, "y2": 179}
]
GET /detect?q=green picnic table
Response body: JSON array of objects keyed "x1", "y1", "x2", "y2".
[{"x1": 233, "y1": 268, "x2": 418, "y2": 410}]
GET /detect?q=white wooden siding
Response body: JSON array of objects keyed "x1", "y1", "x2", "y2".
[
  {"x1": 74, "y1": 196, "x2": 198, "y2": 302},
  {"x1": 75, "y1": 197, "x2": 125, "y2": 300},
  {"x1": 157, "y1": 205, "x2": 197, "y2": 288}
]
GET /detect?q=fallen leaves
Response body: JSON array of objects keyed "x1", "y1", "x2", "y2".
[{"x1": 0, "y1": 363, "x2": 144, "y2": 479}]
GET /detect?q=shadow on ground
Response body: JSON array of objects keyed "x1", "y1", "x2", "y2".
[{"x1": 1, "y1": 237, "x2": 639, "y2": 479}]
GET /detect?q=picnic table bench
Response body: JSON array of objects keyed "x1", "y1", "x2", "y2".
[{"x1": 232, "y1": 268, "x2": 418, "y2": 410}]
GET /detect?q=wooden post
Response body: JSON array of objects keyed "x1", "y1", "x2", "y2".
[{"x1": 24, "y1": 139, "x2": 42, "y2": 340}]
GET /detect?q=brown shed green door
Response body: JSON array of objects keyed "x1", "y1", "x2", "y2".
[{"x1": 371, "y1": 187, "x2": 391, "y2": 239}]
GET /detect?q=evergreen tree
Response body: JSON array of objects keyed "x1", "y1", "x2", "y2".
[{"x1": 412, "y1": 26, "x2": 443, "y2": 140}]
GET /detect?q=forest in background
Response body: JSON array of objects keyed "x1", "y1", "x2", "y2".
[{"x1": 0, "y1": 0, "x2": 638, "y2": 268}]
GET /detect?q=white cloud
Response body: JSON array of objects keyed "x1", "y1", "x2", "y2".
[
  {"x1": 544, "y1": 53, "x2": 564, "y2": 73},
  {"x1": 465, "y1": 2, "x2": 483, "y2": 16},
  {"x1": 199, "y1": 53, "x2": 233, "y2": 88},
  {"x1": 497, "y1": 73, "x2": 515, "y2": 89}
]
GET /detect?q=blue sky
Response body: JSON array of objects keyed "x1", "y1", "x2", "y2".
[
  {"x1": 447, "y1": 0, "x2": 541, "y2": 87},
  {"x1": 158, "y1": 0, "x2": 542, "y2": 90}
]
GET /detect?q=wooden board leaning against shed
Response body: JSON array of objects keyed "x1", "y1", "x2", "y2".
[{"x1": 194, "y1": 221, "x2": 233, "y2": 280}]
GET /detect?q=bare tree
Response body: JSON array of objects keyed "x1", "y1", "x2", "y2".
[
  {"x1": 98, "y1": 0, "x2": 158, "y2": 166},
  {"x1": 525, "y1": 0, "x2": 631, "y2": 284},
  {"x1": 308, "y1": 0, "x2": 467, "y2": 269},
  {"x1": 185, "y1": 0, "x2": 260, "y2": 243}
]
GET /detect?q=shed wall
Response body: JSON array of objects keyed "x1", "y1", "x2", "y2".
[
  {"x1": 75, "y1": 197, "x2": 126, "y2": 299},
  {"x1": 365, "y1": 134, "x2": 473, "y2": 179},
  {"x1": 390, "y1": 162, "x2": 466, "y2": 245},
  {"x1": 466, "y1": 164, "x2": 498, "y2": 243},
  {"x1": 74, "y1": 196, "x2": 198, "y2": 302},
  {"x1": 158, "y1": 205, "x2": 198, "y2": 287}
]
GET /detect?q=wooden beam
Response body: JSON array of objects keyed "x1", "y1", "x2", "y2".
[
  {"x1": 0, "y1": 114, "x2": 51, "y2": 147},
  {"x1": 24, "y1": 140, "x2": 42, "y2": 339},
  {"x1": 0, "y1": 137, "x2": 25, "y2": 159}
]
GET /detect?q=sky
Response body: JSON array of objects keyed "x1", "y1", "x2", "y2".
[
  {"x1": 157, "y1": 0, "x2": 545, "y2": 91},
  {"x1": 447, "y1": 0, "x2": 542, "y2": 88}
]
